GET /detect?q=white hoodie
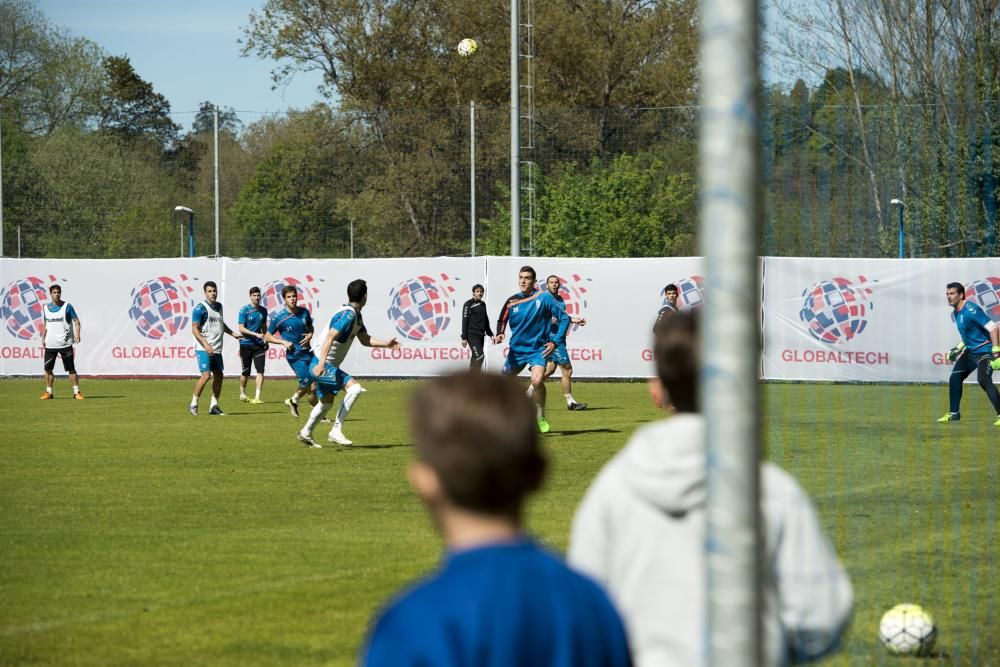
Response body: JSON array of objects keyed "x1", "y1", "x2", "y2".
[{"x1": 568, "y1": 414, "x2": 853, "y2": 667}]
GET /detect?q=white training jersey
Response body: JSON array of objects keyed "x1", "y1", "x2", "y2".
[
  {"x1": 195, "y1": 300, "x2": 225, "y2": 352},
  {"x1": 43, "y1": 303, "x2": 74, "y2": 348},
  {"x1": 325, "y1": 305, "x2": 366, "y2": 368}
]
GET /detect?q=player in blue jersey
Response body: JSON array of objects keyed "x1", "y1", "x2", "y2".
[
  {"x1": 237, "y1": 286, "x2": 268, "y2": 404},
  {"x1": 542, "y1": 275, "x2": 589, "y2": 410},
  {"x1": 297, "y1": 279, "x2": 399, "y2": 447},
  {"x1": 495, "y1": 266, "x2": 570, "y2": 434},
  {"x1": 938, "y1": 282, "x2": 1000, "y2": 425},
  {"x1": 362, "y1": 372, "x2": 632, "y2": 667},
  {"x1": 189, "y1": 281, "x2": 242, "y2": 416},
  {"x1": 265, "y1": 285, "x2": 316, "y2": 418},
  {"x1": 39, "y1": 284, "x2": 83, "y2": 400}
]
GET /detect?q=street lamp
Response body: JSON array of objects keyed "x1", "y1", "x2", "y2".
[
  {"x1": 174, "y1": 206, "x2": 194, "y2": 257},
  {"x1": 890, "y1": 198, "x2": 905, "y2": 258}
]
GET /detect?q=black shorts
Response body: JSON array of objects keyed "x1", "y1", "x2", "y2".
[
  {"x1": 240, "y1": 346, "x2": 266, "y2": 376},
  {"x1": 44, "y1": 347, "x2": 76, "y2": 373}
]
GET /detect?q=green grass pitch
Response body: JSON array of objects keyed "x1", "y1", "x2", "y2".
[{"x1": 1, "y1": 378, "x2": 997, "y2": 666}]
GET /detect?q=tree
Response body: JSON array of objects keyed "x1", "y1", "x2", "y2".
[
  {"x1": 98, "y1": 55, "x2": 179, "y2": 149},
  {"x1": 191, "y1": 101, "x2": 243, "y2": 137}
]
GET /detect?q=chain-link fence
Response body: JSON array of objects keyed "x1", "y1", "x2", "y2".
[{"x1": 1, "y1": 100, "x2": 997, "y2": 259}]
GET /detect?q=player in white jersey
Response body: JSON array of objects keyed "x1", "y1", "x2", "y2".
[
  {"x1": 189, "y1": 281, "x2": 242, "y2": 416},
  {"x1": 39, "y1": 284, "x2": 83, "y2": 400},
  {"x1": 297, "y1": 279, "x2": 400, "y2": 447}
]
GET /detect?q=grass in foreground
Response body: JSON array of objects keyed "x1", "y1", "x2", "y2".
[{"x1": 0, "y1": 378, "x2": 997, "y2": 666}]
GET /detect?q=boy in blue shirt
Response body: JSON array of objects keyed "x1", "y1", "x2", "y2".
[
  {"x1": 938, "y1": 281, "x2": 1000, "y2": 425},
  {"x1": 495, "y1": 266, "x2": 570, "y2": 433},
  {"x1": 265, "y1": 285, "x2": 315, "y2": 418},
  {"x1": 237, "y1": 286, "x2": 268, "y2": 404},
  {"x1": 541, "y1": 274, "x2": 589, "y2": 410},
  {"x1": 362, "y1": 372, "x2": 632, "y2": 667},
  {"x1": 189, "y1": 281, "x2": 242, "y2": 416}
]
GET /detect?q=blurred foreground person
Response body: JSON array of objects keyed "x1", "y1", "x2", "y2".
[
  {"x1": 362, "y1": 372, "x2": 632, "y2": 667},
  {"x1": 569, "y1": 311, "x2": 853, "y2": 667}
]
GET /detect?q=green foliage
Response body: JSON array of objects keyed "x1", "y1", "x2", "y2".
[{"x1": 98, "y1": 55, "x2": 179, "y2": 150}]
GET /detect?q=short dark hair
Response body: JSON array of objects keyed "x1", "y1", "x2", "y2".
[
  {"x1": 49, "y1": 284, "x2": 61, "y2": 293},
  {"x1": 280, "y1": 285, "x2": 297, "y2": 299},
  {"x1": 472, "y1": 284, "x2": 484, "y2": 293},
  {"x1": 654, "y1": 310, "x2": 699, "y2": 413},
  {"x1": 519, "y1": 265, "x2": 536, "y2": 280},
  {"x1": 204, "y1": 281, "x2": 217, "y2": 291},
  {"x1": 547, "y1": 274, "x2": 560, "y2": 283},
  {"x1": 249, "y1": 286, "x2": 261, "y2": 296},
  {"x1": 347, "y1": 279, "x2": 368, "y2": 303},
  {"x1": 946, "y1": 282, "x2": 965, "y2": 297},
  {"x1": 410, "y1": 372, "x2": 546, "y2": 519},
  {"x1": 665, "y1": 283, "x2": 678, "y2": 293}
]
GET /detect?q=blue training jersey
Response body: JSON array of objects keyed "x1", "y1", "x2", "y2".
[
  {"x1": 497, "y1": 290, "x2": 569, "y2": 355},
  {"x1": 549, "y1": 293, "x2": 569, "y2": 346},
  {"x1": 362, "y1": 539, "x2": 632, "y2": 667},
  {"x1": 238, "y1": 304, "x2": 268, "y2": 348},
  {"x1": 952, "y1": 300, "x2": 996, "y2": 355},
  {"x1": 268, "y1": 306, "x2": 314, "y2": 361}
]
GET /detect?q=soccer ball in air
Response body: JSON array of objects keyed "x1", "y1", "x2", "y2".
[
  {"x1": 878, "y1": 603, "x2": 937, "y2": 656},
  {"x1": 457, "y1": 38, "x2": 479, "y2": 57}
]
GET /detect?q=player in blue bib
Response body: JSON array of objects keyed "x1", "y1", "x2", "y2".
[
  {"x1": 938, "y1": 281, "x2": 1000, "y2": 425},
  {"x1": 541, "y1": 274, "x2": 589, "y2": 411},
  {"x1": 237, "y1": 286, "x2": 268, "y2": 404},
  {"x1": 265, "y1": 285, "x2": 316, "y2": 418},
  {"x1": 295, "y1": 279, "x2": 399, "y2": 448},
  {"x1": 495, "y1": 266, "x2": 570, "y2": 434}
]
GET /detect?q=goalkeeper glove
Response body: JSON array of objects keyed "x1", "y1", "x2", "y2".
[{"x1": 946, "y1": 342, "x2": 965, "y2": 363}]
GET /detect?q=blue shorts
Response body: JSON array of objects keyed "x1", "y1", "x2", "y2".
[
  {"x1": 310, "y1": 362, "x2": 352, "y2": 399},
  {"x1": 548, "y1": 344, "x2": 570, "y2": 367},
  {"x1": 287, "y1": 354, "x2": 316, "y2": 389},
  {"x1": 503, "y1": 349, "x2": 548, "y2": 376},
  {"x1": 196, "y1": 350, "x2": 224, "y2": 374}
]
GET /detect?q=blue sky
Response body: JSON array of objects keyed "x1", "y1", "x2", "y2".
[{"x1": 37, "y1": 0, "x2": 327, "y2": 129}]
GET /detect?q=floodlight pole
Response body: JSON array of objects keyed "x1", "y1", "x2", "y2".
[
  {"x1": 213, "y1": 108, "x2": 221, "y2": 257},
  {"x1": 891, "y1": 198, "x2": 905, "y2": 258},
  {"x1": 470, "y1": 100, "x2": 477, "y2": 257},
  {"x1": 699, "y1": 0, "x2": 762, "y2": 665},
  {"x1": 1, "y1": 113, "x2": 4, "y2": 257},
  {"x1": 175, "y1": 206, "x2": 194, "y2": 257},
  {"x1": 510, "y1": 0, "x2": 521, "y2": 257}
]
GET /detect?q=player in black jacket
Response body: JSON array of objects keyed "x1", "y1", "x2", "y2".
[{"x1": 461, "y1": 284, "x2": 495, "y2": 372}]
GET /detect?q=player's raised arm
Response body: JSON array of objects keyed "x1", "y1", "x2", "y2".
[{"x1": 357, "y1": 329, "x2": 400, "y2": 350}]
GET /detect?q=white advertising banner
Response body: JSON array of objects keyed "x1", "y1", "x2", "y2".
[{"x1": 762, "y1": 257, "x2": 1000, "y2": 383}]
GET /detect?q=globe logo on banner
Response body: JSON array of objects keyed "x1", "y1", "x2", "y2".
[
  {"x1": 1, "y1": 275, "x2": 54, "y2": 340},
  {"x1": 387, "y1": 274, "x2": 458, "y2": 341},
  {"x1": 545, "y1": 274, "x2": 591, "y2": 334},
  {"x1": 128, "y1": 275, "x2": 195, "y2": 340},
  {"x1": 799, "y1": 275, "x2": 876, "y2": 344},
  {"x1": 261, "y1": 276, "x2": 322, "y2": 316},
  {"x1": 964, "y1": 276, "x2": 1000, "y2": 322},
  {"x1": 669, "y1": 275, "x2": 705, "y2": 310}
]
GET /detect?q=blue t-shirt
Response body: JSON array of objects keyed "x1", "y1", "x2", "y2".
[
  {"x1": 363, "y1": 539, "x2": 631, "y2": 667},
  {"x1": 497, "y1": 290, "x2": 570, "y2": 356},
  {"x1": 268, "y1": 306, "x2": 314, "y2": 362},
  {"x1": 953, "y1": 300, "x2": 995, "y2": 355},
  {"x1": 191, "y1": 301, "x2": 222, "y2": 327},
  {"x1": 238, "y1": 303, "x2": 268, "y2": 348},
  {"x1": 550, "y1": 293, "x2": 569, "y2": 346}
]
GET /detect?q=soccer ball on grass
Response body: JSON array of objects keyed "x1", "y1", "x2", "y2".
[
  {"x1": 878, "y1": 603, "x2": 937, "y2": 656},
  {"x1": 457, "y1": 38, "x2": 478, "y2": 57}
]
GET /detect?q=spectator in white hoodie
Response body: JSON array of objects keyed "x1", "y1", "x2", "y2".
[{"x1": 568, "y1": 311, "x2": 853, "y2": 667}]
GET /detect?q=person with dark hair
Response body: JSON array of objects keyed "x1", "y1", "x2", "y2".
[
  {"x1": 189, "y1": 281, "x2": 242, "y2": 416},
  {"x1": 652, "y1": 283, "x2": 679, "y2": 333},
  {"x1": 542, "y1": 274, "x2": 588, "y2": 410},
  {"x1": 938, "y1": 281, "x2": 1000, "y2": 425},
  {"x1": 362, "y1": 372, "x2": 632, "y2": 667},
  {"x1": 265, "y1": 285, "x2": 315, "y2": 418},
  {"x1": 569, "y1": 311, "x2": 853, "y2": 667},
  {"x1": 237, "y1": 286, "x2": 268, "y2": 404},
  {"x1": 39, "y1": 284, "x2": 83, "y2": 400},
  {"x1": 460, "y1": 284, "x2": 495, "y2": 372},
  {"x1": 495, "y1": 265, "x2": 570, "y2": 433},
  {"x1": 301, "y1": 278, "x2": 399, "y2": 447}
]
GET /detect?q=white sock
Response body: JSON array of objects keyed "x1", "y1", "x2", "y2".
[
  {"x1": 335, "y1": 384, "x2": 365, "y2": 428},
  {"x1": 536, "y1": 403, "x2": 544, "y2": 419},
  {"x1": 289, "y1": 394, "x2": 299, "y2": 405},
  {"x1": 73, "y1": 385, "x2": 80, "y2": 395},
  {"x1": 565, "y1": 393, "x2": 575, "y2": 405},
  {"x1": 302, "y1": 401, "x2": 331, "y2": 436},
  {"x1": 255, "y1": 388, "x2": 261, "y2": 399},
  {"x1": 190, "y1": 395, "x2": 199, "y2": 407},
  {"x1": 526, "y1": 385, "x2": 535, "y2": 399},
  {"x1": 47, "y1": 386, "x2": 53, "y2": 394},
  {"x1": 240, "y1": 389, "x2": 247, "y2": 398},
  {"x1": 210, "y1": 395, "x2": 219, "y2": 408}
]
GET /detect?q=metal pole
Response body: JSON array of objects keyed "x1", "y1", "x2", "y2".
[
  {"x1": 1, "y1": 114, "x2": 5, "y2": 257},
  {"x1": 189, "y1": 213, "x2": 195, "y2": 258},
  {"x1": 213, "y1": 108, "x2": 220, "y2": 257},
  {"x1": 18, "y1": 225, "x2": 21, "y2": 258},
  {"x1": 699, "y1": 0, "x2": 762, "y2": 665},
  {"x1": 350, "y1": 219, "x2": 354, "y2": 259},
  {"x1": 180, "y1": 225, "x2": 183, "y2": 258},
  {"x1": 510, "y1": 0, "x2": 521, "y2": 257},
  {"x1": 471, "y1": 100, "x2": 477, "y2": 257}
]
